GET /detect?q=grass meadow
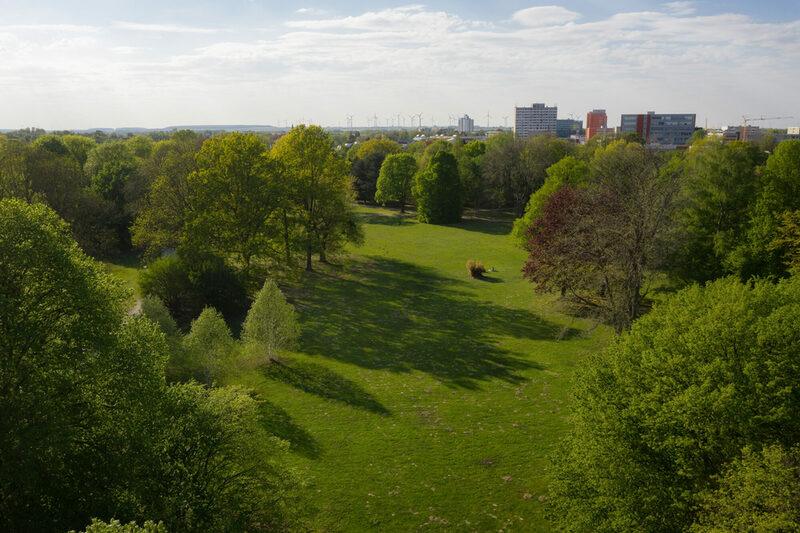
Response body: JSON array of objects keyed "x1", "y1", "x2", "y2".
[{"x1": 110, "y1": 206, "x2": 611, "y2": 531}]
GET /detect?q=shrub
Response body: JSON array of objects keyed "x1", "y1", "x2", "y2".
[{"x1": 466, "y1": 259, "x2": 485, "y2": 278}]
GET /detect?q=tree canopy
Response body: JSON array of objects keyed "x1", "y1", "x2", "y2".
[{"x1": 549, "y1": 275, "x2": 800, "y2": 531}]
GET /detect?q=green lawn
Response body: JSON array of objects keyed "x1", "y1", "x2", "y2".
[
  {"x1": 102, "y1": 251, "x2": 142, "y2": 302},
  {"x1": 106, "y1": 206, "x2": 610, "y2": 531},
  {"x1": 234, "y1": 207, "x2": 611, "y2": 532}
]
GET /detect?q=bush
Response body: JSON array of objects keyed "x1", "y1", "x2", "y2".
[
  {"x1": 139, "y1": 254, "x2": 247, "y2": 329},
  {"x1": 466, "y1": 259, "x2": 485, "y2": 278}
]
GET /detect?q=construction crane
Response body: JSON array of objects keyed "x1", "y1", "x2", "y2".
[{"x1": 741, "y1": 115, "x2": 793, "y2": 141}]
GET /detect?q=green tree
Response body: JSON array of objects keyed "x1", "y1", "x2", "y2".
[
  {"x1": 273, "y1": 125, "x2": 360, "y2": 270},
  {"x1": 347, "y1": 137, "x2": 400, "y2": 161},
  {"x1": 242, "y1": 279, "x2": 300, "y2": 363},
  {"x1": 131, "y1": 131, "x2": 202, "y2": 260},
  {"x1": 413, "y1": 150, "x2": 462, "y2": 224},
  {"x1": 727, "y1": 139, "x2": 800, "y2": 279},
  {"x1": 183, "y1": 307, "x2": 235, "y2": 387},
  {"x1": 511, "y1": 155, "x2": 589, "y2": 247},
  {"x1": 72, "y1": 519, "x2": 167, "y2": 533},
  {"x1": 0, "y1": 199, "x2": 300, "y2": 531},
  {"x1": 375, "y1": 152, "x2": 417, "y2": 213},
  {"x1": 691, "y1": 445, "x2": 800, "y2": 532},
  {"x1": 773, "y1": 210, "x2": 800, "y2": 271},
  {"x1": 458, "y1": 140, "x2": 487, "y2": 212},
  {"x1": 549, "y1": 276, "x2": 800, "y2": 531},
  {"x1": 184, "y1": 132, "x2": 283, "y2": 275},
  {"x1": 675, "y1": 139, "x2": 766, "y2": 282}
]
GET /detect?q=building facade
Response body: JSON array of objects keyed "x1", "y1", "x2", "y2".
[
  {"x1": 586, "y1": 109, "x2": 608, "y2": 140},
  {"x1": 620, "y1": 111, "x2": 696, "y2": 147},
  {"x1": 457, "y1": 114, "x2": 474, "y2": 134},
  {"x1": 515, "y1": 103, "x2": 557, "y2": 138},
  {"x1": 556, "y1": 119, "x2": 582, "y2": 139}
]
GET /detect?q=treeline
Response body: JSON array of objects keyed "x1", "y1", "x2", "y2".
[{"x1": 506, "y1": 136, "x2": 800, "y2": 332}]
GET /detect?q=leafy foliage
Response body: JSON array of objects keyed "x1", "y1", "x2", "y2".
[
  {"x1": 0, "y1": 199, "x2": 300, "y2": 532},
  {"x1": 413, "y1": 150, "x2": 462, "y2": 224},
  {"x1": 273, "y1": 125, "x2": 361, "y2": 270},
  {"x1": 549, "y1": 275, "x2": 800, "y2": 531},
  {"x1": 138, "y1": 254, "x2": 247, "y2": 329},
  {"x1": 242, "y1": 279, "x2": 300, "y2": 362},
  {"x1": 183, "y1": 307, "x2": 236, "y2": 386},
  {"x1": 691, "y1": 445, "x2": 800, "y2": 532},
  {"x1": 184, "y1": 132, "x2": 283, "y2": 273},
  {"x1": 511, "y1": 155, "x2": 589, "y2": 248},
  {"x1": 375, "y1": 152, "x2": 417, "y2": 213},
  {"x1": 523, "y1": 142, "x2": 680, "y2": 331}
]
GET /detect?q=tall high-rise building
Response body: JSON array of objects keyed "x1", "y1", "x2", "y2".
[
  {"x1": 586, "y1": 109, "x2": 608, "y2": 140},
  {"x1": 620, "y1": 111, "x2": 696, "y2": 147},
  {"x1": 514, "y1": 103, "x2": 557, "y2": 138},
  {"x1": 457, "y1": 114, "x2": 474, "y2": 134}
]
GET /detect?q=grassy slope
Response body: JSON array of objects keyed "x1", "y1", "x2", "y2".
[{"x1": 233, "y1": 207, "x2": 610, "y2": 532}]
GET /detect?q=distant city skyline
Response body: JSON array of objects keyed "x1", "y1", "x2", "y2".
[{"x1": 1, "y1": 1, "x2": 798, "y2": 130}]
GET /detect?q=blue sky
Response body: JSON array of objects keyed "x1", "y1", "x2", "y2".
[{"x1": 1, "y1": 1, "x2": 798, "y2": 130}]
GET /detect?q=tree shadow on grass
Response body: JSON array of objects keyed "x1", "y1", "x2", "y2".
[
  {"x1": 261, "y1": 359, "x2": 390, "y2": 416},
  {"x1": 256, "y1": 398, "x2": 321, "y2": 459},
  {"x1": 294, "y1": 256, "x2": 570, "y2": 389},
  {"x1": 360, "y1": 212, "x2": 409, "y2": 226},
  {"x1": 441, "y1": 217, "x2": 514, "y2": 236}
]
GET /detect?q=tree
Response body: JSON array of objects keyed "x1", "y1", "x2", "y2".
[
  {"x1": 458, "y1": 140, "x2": 487, "y2": 212},
  {"x1": 523, "y1": 141, "x2": 680, "y2": 332},
  {"x1": 549, "y1": 276, "x2": 800, "y2": 532},
  {"x1": 184, "y1": 133, "x2": 283, "y2": 275},
  {"x1": 138, "y1": 254, "x2": 248, "y2": 329},
  {"x1": 727, "y1": 139, "x2": 800, "y2": 280},
  {"x1": 348, "y1": 137, "x2": 400, "y2": 161},
  {"x1": 241, "y1": 280, "x2": 300, "y2": 362},
  {"x1": 511, "y1": 155, "x2": 589, "y2": 247},
  {"x1": 0, "y1": 199, "x2": 300, "y2": 532},
  {"x1": 690, "y1": 445, "x2": 800, "y2": 532},
  {"x1": 351, "y1": 151, "x2": 386, "y2": 202},
  {"x1": 375, "y1": 152, "x2": 417, "y2": 213},
  {"x1": 273, "y1": 125, "x2": 361, "y2": 270},
  {"x1": 131, "y1": 131, "x2": 202, "y2": 260},
  {"x1": 0, "y1": 199, "x2": 162, "y2": 531},
  {"x1": 482, "y1": 135, "x2": 571, "y2": 216},
  {"x1": 413, "y1": 150, "x2": 462, "y2": 224},
  {"x1": 674, "y1": 139, "x2": 766, "y2": 282},
  {"x1": 183, "y1": 307, "x2": 235, "y2": 387},
  {"x1": 773, "y1": 210, "x2": 800, "y2": 271}
]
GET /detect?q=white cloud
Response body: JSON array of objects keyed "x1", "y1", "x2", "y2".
[
  {"x1": 0, "y1": 4, "x2": 798, "y2": 129},
  {"x1": 663, "y1": 2, "x2": 696, "y2": 16},
  {"x1": 113, "y1": 22, "x2": 218, "y2": 34},
  {"x1": 512, "y1": 6, "x2": 580, "y2": 27}
]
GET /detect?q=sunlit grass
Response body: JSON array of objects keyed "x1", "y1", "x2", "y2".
[{"x1": 235, "y1": 206, "x2": 611, "y2": 532}]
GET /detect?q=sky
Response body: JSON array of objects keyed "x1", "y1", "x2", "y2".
[{"x1": 0, "y1": 1, "x2": 799, "y2": 130}]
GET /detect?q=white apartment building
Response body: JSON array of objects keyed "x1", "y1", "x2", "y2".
[{"x1": 514, "y1": 103, "x2": 557, "y2": 138}]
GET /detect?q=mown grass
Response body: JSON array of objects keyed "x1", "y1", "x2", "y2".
[
  {"x1": 105, "y1": 206, "x2": 610, "y2": 531},
  {"x1": 233, "y1": 206, "x2": 611, "y2": 532}
]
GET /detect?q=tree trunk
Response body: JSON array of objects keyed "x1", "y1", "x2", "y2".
[
  {"x1": 318, "y1": 248, "x2": 328, "y2": 264},
  {"x1": 306, "y1": 246, "x2": 313, "y2": 271},
  {"x1": 282, "y1": 208, "x2": 291, "y2": 266}
]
